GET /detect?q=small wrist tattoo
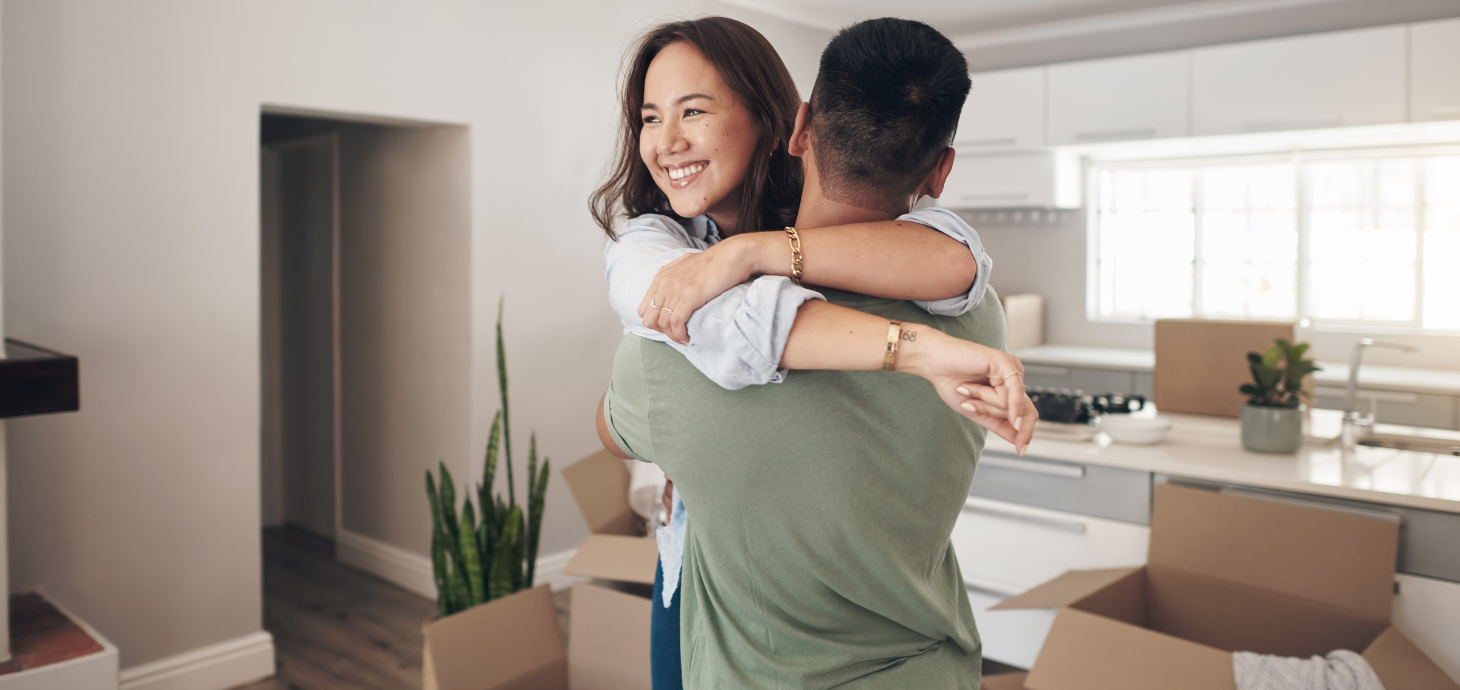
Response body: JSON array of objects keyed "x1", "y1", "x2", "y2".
[{"x1": 901, "y1": 330, "x2": 917, "y2": 342}]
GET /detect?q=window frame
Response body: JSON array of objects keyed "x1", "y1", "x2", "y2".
[{"x1": 1085, "y1": 143, "x2": 1460, "y2": 334}]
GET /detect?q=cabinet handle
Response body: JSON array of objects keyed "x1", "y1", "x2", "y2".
[
  {"x1": 960, "y1": 136, "x2": 1018, "y2": 147},
  {"x1": 981, "y1": 455, "x2": 1086, "y2": 479},
  {"x1": 1242, "y1": 116, "x2": 1342, "y2": 132},
  {"x1": 1313, "y1": 386, "x2": 1419, "y2": 404},
  {"x1": 1074, "y1": 127, "x2": 1156, "y2": 143},
  {"x1": 964, "y1": 498, "x2": 1088, "y2": 534}
]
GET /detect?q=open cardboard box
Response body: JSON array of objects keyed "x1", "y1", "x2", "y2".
[
  {"x1": 422, "y1": 450, "x2": 659, "y2": 690},
  {"x1": 995, "y1": 483, "x2": 1459, "y2": 690}
]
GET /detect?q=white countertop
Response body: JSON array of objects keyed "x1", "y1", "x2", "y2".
[
  {"x1": 985, "y1": 412, "x2": 1460, "y2": 514},
  {"x1": 1013, "y1": 345, "x2": 1460, "y2": 396}
]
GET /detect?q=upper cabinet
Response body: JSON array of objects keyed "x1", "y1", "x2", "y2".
[
  {"x1": 1192, "y1": 26, "x2": 1407, "y2": 136},
  {"x1": 955, "y1": 67, "x2": 1046, "y2": 152},
  {"x1": 1047, "y1": 51, "x2": 1190, "y2": 145},
  {"x1": 1410, "y1": 18, "x2": 1460, "y2": 123}
]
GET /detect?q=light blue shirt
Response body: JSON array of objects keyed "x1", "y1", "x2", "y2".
[{"x1": 605, "y1": 207, "x2": 995, "y2": 605}]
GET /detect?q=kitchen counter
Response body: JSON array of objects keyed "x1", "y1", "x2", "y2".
[
  {"x1": 1013, "y1": 344, "x2": 1460, "y2": 396},
  {"x1": 984, "y1": 412, "x2": 1460, "y2": 515}
]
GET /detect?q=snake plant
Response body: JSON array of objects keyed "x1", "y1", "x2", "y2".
[{"x1": 425, "y1": 297, "x2": 551, "y2": 616}]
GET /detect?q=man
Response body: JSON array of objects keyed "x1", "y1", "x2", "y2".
[{"x1": 603, "y1": 18, "x2": 1012, "y2": 688}]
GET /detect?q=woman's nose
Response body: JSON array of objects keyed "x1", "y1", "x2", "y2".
[{"x1": 658, "y1": 119, "x2": 690, "y2": 156}]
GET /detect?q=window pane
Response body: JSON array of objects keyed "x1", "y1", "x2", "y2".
[
  {"x1": 1197, "y1": 164, "x2": 1297, "y2": 318},
  {"x1": 1425, "y1": 157, "x2": 1460, "y2": 329},
  {"x1": 1095, "y1": 168, "x2": 1194, "y2": 319},
  {"x1": 1306, "y1": 159, "x2": 1417, "y2": 323}
]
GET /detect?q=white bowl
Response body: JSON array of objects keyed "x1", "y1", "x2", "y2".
[{"x1": 1099, "y1": 415, "x2": 1173, "y2": 445}]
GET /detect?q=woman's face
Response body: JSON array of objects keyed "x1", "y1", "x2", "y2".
[{"x1": 640, "y1": 41, "x2": 760, "y2": 232}]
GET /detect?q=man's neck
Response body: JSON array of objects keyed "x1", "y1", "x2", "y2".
[{"x1": 794, "y1": 194, "x2": 898, "y2": 229}]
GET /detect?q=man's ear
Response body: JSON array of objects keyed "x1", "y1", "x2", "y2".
[
  {"x1": 919, "y1": 147, "x2": 957, "y2": 199},
  {"x1": 788, "y1": 102, "x2": 812, "y2": 158}
]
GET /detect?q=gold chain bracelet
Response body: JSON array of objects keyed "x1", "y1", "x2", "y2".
[
  {"x1": 883, "y1": 320, "x2": 902, "y2": 371},
  {"x1": 784, "y1": 226, "x2": 803, "y2": 285}
]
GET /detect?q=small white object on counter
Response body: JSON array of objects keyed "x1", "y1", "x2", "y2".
[{"x1": 1098, "y1": 415, "x2": 1173, "y2": 445}]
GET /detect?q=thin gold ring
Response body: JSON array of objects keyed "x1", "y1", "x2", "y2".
[{"x1": 650, "y1": 299, "x2": 673, "y2": 314}]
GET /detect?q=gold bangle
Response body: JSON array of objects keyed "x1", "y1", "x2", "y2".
[
  {"x1": 784, "y1": 226, "x2": 803, "y2": 285},
  {"x1": 883, "y1": 320, "x2": 902, "y2": 371}
]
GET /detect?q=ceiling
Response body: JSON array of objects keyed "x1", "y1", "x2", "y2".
[{"x1": 766, "y1": 0, "x2": 1228, "y2": 35}]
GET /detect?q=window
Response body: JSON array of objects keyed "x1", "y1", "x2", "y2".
[{"x1": 1090, "y1": 150, "x2": 1460, "y2": 330}]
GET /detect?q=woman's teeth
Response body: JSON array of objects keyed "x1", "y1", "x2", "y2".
[{"x1": 668, "y1": 163, "x2": 706, "y2": 180}]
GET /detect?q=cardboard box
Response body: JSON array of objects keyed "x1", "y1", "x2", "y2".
[
  {"x1": 1002, "y1": 293, "x2": 1044, "y2": 351},
  {"x1": 423, "y1": 450, "x2": 659, "y2": 690},
  {"x1": 1154, "y1": 318, "x2": 1312, "y2": 417},
  {"x1": 994, "y1": 483, "x2": 1460, "y2": 690}
]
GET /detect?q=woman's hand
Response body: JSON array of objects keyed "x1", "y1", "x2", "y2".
[
  {"x1": 896, "y1": 327, "x2": 1037, "y2": 454},
  {"x1": 638, "y1": 233, "x2": 772, "y2": 345}
]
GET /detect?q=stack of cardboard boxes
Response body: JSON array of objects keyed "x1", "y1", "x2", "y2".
[{"x1": 422, "y1": 456, "x2": 1459, "y2": 690}]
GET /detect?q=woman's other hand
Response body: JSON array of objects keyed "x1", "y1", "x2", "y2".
[
  {"x1": 638, "y1": 233, "x2": 772, "y2": 345},
  {"x1": 896, "y1": 328, "x2": 1037, "y2": 455}
]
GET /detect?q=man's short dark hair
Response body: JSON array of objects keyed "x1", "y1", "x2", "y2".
[{"x1": 809, "y1": 18, "x2": 971, "y2": 212}]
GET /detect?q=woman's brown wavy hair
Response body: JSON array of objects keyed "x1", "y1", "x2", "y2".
[{"x1": 590, "y1": 17, "x2": 803, "y2": 240}]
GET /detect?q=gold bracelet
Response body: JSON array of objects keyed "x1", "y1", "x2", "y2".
[
  {"x1": 883, "y1": 320, "x2": 902, "y2": 371},
  {"x1": 784, "y1": 226, "x2": 803, "y2": 285}
]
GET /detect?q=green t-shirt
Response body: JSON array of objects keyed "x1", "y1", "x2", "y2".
[{"x1": 604, "y1": 288, "x2": 1007, "y2": 689}]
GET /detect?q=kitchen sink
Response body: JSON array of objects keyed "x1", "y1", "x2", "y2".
[{"x1": 1359, "y1": 423, "x2": 1460, "y2": 456}]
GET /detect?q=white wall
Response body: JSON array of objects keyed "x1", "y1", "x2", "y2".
[{"x1": 2, "y1": 0, "x2": 831, "y2": 674}]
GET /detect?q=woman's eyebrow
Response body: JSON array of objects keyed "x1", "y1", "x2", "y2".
[{"x1": 642, "y1": 93, "x2": 715, "y2": 111}]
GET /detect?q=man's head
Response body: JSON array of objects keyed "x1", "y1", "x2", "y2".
[{"x1": 798, "y1": 18, "x2": 970, "y2": 214}]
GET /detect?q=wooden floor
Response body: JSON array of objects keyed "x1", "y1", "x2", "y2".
[
  {"x1": 236, "y1": 526, "x2": 1017, "y2": 689},
  {"x1": 235, "y1": 527, "x2": 568, "y2": 690}
]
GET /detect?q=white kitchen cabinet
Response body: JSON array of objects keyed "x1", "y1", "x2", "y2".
[
  {"x1": 935, "y1": 151, "x2": 1080, "y2": 209},
  {"x1": 1192, "y1": 25, "x2": 1407, "y2": 135},
  {"x1": 1411, "y1": 18, "x2": 1460, "y2": 123},
  {"x1": 1313, "y1": 386, "x2": 1458, "y2": 430},
  {"x1": 950, "y1": 496, "x2": 1149, "y2": 596},
  {"x1": 1393, "y1": 573, "x2": 1460, "y2": 682},
  {"x1": 952, "y1": 496, "x2": 1148, "y2": 668},
  {"x1": 1022, "y1": 364, "x2": 1137, "y2": 397},
  {"x1": 1047, "y1": 51, "x2": 1190, "y2": 145},
  {"x1": 955, "y1": 67, "x2": 1045, "y2": 152}
]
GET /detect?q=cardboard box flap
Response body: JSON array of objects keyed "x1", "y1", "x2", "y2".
[
  {"x1": 563, "y1": 534, "x2": 658, "y2": 585},
  {"x1": 981, "y1": 672, "x2": 1029, "y2": 690},
  {"x1": 562, "y1": 451, "x2": 640, "y2": 537},
  {"x1": 990, "y1": 567, "x2": 1140, "y2": 611},
  {"x1": 1026, "y1": 607, "x2": 1233, "y2": 690},
  {"x1": 424, "y1": 584, "x2": 567, "y2": 690},
  {"x1": 569, "y1": 582, "x2": 653, "y2": 690},
  {"x1": 1364, "y1": 626, "x2": 1460, "y2": 690},
  {"x1": 1147, "y1": 484, "x2": 1398, "y2": 621}
]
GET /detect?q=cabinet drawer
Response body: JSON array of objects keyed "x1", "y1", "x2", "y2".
[
  {"x1": 1022, "y1": 364, "x2": 1135, "y2": 397},
  {"x1": 966, "y1": 586, "x2": 1054, "y2": 669},
  {"x1": 956, "y1": 67, "x2": 1045, "y2": 151},
  {"x1": 1313, "y1": 387, "x2": 1457, "y2": 430},
  {"x1": 951, "y1": 496, "x2": 1150, "y2": 596},
  {"x1": 1410, "y1": 18, "x2": 1460, "y2": 123},
  {"x1": 1047, "y1": 51, "x2": 1189, "y2": 145},
  {"x1": 972, "y1": 452, "x2": 1152, "y2": 524},
  {"x1": 1193, "y1": 25, "x2": 1406, "y2": 135}
]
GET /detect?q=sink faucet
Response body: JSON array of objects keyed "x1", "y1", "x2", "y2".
[{"x1": 1340, "y1": 339, "x2": 1417, "y2": 449}]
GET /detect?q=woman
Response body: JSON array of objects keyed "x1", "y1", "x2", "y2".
[{"x1": 589, "y1": 17, "x2": 1034, "y2": 690}]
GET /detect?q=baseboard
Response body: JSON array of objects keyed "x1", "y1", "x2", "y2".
[
  {"x1": 336, "y1": 529, "x2": 579, "y2": 598},
  {"x1": 118, "y1": 631, "x2": 274, "y2": 690}
]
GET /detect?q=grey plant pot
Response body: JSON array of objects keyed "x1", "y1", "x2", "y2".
[{"x1": 1241, "y1": 403, "x2": 1303, "y2": 454}]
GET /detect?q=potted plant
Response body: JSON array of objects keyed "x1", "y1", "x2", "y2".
[
  {"x1": 421, "y1": 298, "x2": 559, "y2": 688},
  {"x1": 1239, "y1": 338, "x2": 1320, "y2": 454}
]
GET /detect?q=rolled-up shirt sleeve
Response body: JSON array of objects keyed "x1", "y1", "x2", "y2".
[
  {"x1": 605, "y1": 215, "x2": 825, "y2": 391},
  {"x1": 900, "y1": 207, "x2": 994, "y2": 316}
]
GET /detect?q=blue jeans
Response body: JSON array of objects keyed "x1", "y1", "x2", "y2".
[{"x1": 650, "y1": 558, "x2": 683, "y2": 690}]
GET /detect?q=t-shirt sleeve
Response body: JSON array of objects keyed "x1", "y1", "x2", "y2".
[
  {"x1": 602, "y1": 336, "x2": 657, "y2": 464},
  {"x1": 898, "y1": 207, "x2": 994, "y2": 316},
  {"x1": 605, "y1": 216, "x2": 825, "y2": 391}
]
